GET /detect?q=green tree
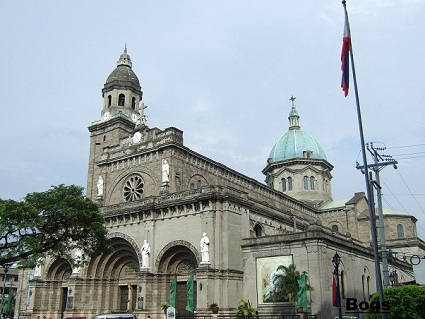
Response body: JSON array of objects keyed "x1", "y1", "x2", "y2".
[
  {"x1": 366, "y1": 285, "x2": 425, "y2": 319},
  {"x1": 0, "y1": 184, "x2": 110, "y2": 267},
  {"x1": 272, "y1": 264, "x2": 311, "y2": 303}
]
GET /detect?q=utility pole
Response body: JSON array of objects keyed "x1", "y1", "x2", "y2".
[{"x1": 357, "y1": 142, "x2": 398, "y2": 288}]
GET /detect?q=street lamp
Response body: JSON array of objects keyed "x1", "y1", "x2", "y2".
[
  {"x1": 332, "y1": 252, "x2": 343, "y2": 319},
  {"x1": 389, "y1": 270, "x2": 397, "y2": 287}
]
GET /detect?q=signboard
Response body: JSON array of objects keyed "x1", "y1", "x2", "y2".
[{"x1": 166, "y1": 307, "x2": 175, "y2": 319}]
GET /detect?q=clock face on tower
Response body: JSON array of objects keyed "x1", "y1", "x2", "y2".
[
  {"x1": 131, "y1": 113, "x2": 139, "y2": 123},
  {"x1": 103, "y1": 111, "x2": 110, "y2": 120},
  {"x1": 132, "y1": 131, "x2": 142, "y2": 144}
]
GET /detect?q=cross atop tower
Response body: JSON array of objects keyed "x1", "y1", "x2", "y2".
[{"x1": 289, "y1": 95, "x2": 296, "y2": 107}]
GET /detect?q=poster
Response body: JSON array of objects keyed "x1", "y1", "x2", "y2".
[{"x1": 256, "y1": 255, "x2": 293, "y2": 304}]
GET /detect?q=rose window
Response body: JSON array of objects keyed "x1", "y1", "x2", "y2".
[{"x1": 123, "y1": 175, "x2": 144, "y2": 201}]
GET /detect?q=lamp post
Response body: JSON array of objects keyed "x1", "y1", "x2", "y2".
[
  {"x1": 389, "y1": 270, "x2": 397, "y2": 287},
  {"x1": 332, "y1": 252, "x2": 343, "y2": 319}
]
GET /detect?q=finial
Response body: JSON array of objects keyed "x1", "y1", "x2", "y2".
[
  {"x1": 342, "y1": 0, "x2": 347, "y2": 7},
  {"x1": 289, "y1": 95, "x2": 296, "y2": 107},
  {"x1": 124, "y1": 43, "x2": 127, "y2": 54}
]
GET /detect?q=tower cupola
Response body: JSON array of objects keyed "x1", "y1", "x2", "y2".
[{"x1": 100, "y1": 47, "x2": 144, "y2": 123}]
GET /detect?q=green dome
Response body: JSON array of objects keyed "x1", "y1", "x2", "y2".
[{"x1": 268, "y1": 104, "x2": 327, "y2": 162}]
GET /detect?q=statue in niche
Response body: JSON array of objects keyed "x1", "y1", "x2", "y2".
[
  {"x1": 97, "y1": 175, "x2": 104, "y2": 196},
  {"x1": 200, "y1": 232, "x2": 210, "y2": 264},
  {"x1": 141, "y1": 240, "x2": 151, "y2": 269},
  {"x1": 162, "y1": 159, "x2": 169, "y2": 183}
]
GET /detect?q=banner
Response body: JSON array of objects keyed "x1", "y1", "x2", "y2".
[
  {"x1": 185, "y1": 275, "x2": 194, "y2": 312},
  {"x1": 169, "y1": 277, "x2": 177, "y2": 308}
]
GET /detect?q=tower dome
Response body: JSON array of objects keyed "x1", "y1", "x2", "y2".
[
  {"x1": 100, "y1": 47, "x2": 144, "y2": 123},
  {"x1": 263, "y1": 96, "x2": 333, "y2": 207},
  {"x1": 103, "y1": 48, "x2": 142, "y2": 97},
  {"x1": 268, "y1": 101, "x2": 327, "y2": 163}
]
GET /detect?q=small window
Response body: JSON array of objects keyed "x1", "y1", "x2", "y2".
[
  {"x1": 303, "y1": 176, "x2": 309, "y2": 190},
  {"x1": 108, "y1": 95, "x2": 112, "y2": 106},
  {"x1": 190, "y1": 183, "x2": 195, "y2": 190},
  {"x1": 254, "y1": 224, "x2": 263, "y2": 237},
  {"x1": 288, "y1": 177, "x2": 293, "y2": 190},
  {"x1": 197, "y1": 180, "x2": 202, "y2": 189},
  {"x1": 281, "y1": 178, "x2": 286, "y2": 192},
  {"x1": 397, "y1": 224, "x2": 405, "y2": 238},
  {"x1": 331, "y1": 225, "x2": 339, "y2": 233},
  {"x1": 132, "y1": 97, "x2": 136, "y2": 110},
  {"x1": 310, "y1": 176, "x2": 315, "y2": 190},
  {"x1": 303, "y1": 150, "x2": 312, "y2": 159},
  {"x1": 118, "y1": 94, "x2": 125, "y2": 106}
]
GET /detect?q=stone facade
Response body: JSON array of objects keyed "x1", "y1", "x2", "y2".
[{"x1": 13, "y1": 50, "x2": 424, "y2": 319}]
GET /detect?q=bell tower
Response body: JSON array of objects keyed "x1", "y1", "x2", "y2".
[{"x1": 86, "y1": 48, "x2": 145, "y2": 200}]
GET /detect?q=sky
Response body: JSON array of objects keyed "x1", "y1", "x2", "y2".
[{"x1": 1, "y1": 1, "x2": 425, "y2": 239}]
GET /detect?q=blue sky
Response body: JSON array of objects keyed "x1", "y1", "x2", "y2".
[{"x1": 1, "y1": 1, "x2": 425, "y2": 239}]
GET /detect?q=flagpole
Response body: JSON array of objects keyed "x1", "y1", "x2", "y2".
[{"x1": 342, "y1": 2, "x2": 386, "y2": 319}]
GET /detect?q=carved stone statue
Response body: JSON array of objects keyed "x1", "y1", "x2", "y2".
[
  {"x1": 200, "y1": 232, "x2": 210, "y2": 264},
  {"x1": 162, "y1": 159, "x2": 169, "y2": 183},
  {"x1": 97, "y1": 176, "x2": 104, "y2": 196},
  {"x1": 34, "y1": 258, "x2": 43, "y2": 278},
  {"x1": 72, "y1": 249, "x2": 83, "y2": 275},
  {"x1": 141, "y1": 240, "x2": 151, "y2": 269}
]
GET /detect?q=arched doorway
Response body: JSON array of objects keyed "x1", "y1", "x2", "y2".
[
  {"x1": 157, "y1": 244, "x2": 198, "y2": 314},
  {"x1": 87, "y1": 235, "x2": 141, "y2": 312}
]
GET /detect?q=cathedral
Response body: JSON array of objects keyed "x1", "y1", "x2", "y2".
[{"x1": 15, "y1": 49, "x2": 424, "y2": 319}]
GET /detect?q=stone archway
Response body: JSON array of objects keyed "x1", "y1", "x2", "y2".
[
  {"x1": 85, "y1": 234, "x2": 141, "y2": 312},
  {"x1": 156, "y1": 241, "x2": 199, "y2": 314}
]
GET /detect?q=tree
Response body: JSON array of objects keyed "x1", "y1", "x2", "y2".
[
  {"x1": 0, "y1": 184, "x2": 110, "y2": 267},
  {"x1": 272, "y1": 264, "x2": 311, "y2": 303},
  {"x1": 366, "y1": 285, "x2": 425, "y2": 319}
]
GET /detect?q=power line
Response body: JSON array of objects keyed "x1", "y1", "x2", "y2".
[{"x1": 386, "y1": 143, "x2": 425, "y2": 149}]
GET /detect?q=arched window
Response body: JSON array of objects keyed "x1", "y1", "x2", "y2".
[
  {"x1": 310, "y1": 176, "x2": 315, "y2": 190},
  {"x1": 281, "y1": 178, "x2": 286, "y2": 192},
  {"x1": 132, "y1": 97, "x2": 136, "y2": 110},
  {"x1": 362, "y1": 275, "x2": 366, "y2": 300},
  {"x1": 118, "y1": 94, "x2": 125, "y2": 106},
  {"x1": 288, "y1": 177, "x2": 293, "y2": 190},
  {"x1": 108, "y1": 95, "x2": 112, "y2": 106},
  {"x1": 367, "y1": 276, "x2": 371, "y2": 298},
  {"x1": 303, "y1": 176, "x2": 309, "y2": 190},
  {"x1": 197, "y1": 180, "x2": 202, "y2": 189},
  {"x1": 254, "y1": 224, "x2": 263, "y2": 237},
  {"x1": 397, "y1": 224, "x2": 405, "y2": 238},
  {"x1": 190, "y1": 183, "x2": 195, "y2": 190},
  {"x1": 331, "y1": 225, "x2": 339, "y2": 233}
]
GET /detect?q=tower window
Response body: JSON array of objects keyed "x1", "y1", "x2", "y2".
[
  {"x1": 197, "y1": 180, "x2": 202, "y2": 189},
  {"x1": 281, "y1": 178, "x2": 286, "y2": 192},
  {"x1": 190, "y1": 182, "x2": 195, "y2": 190},
  {"x1": 118, "y1": 94, "x2": 125, "y2": 106},
  {"x1": 397, "y1": 224, "x2": 405, "y2": 238},
  {"x1": 108, "y1": 95, "x2": 112, "y2": 107},
  {"x1": 132, "y1": 97, "x2": 136, "y2": 110},
  {"x1": 288, "y1": 177, "x2": 293, "y2": 190},
  {"x1": 310, "y1": 176, "x2": 315, "y2": 190},
  {"x1": 331, "y1": 224, "x2": 339, "y2": 233},
  {"x1": 303, "y1": 176, "x2": 309, "y2": 190},
  {"x1": 254, "y1": 224, "x2": 263, "y2": 237},
  {"x1": 303, "y1": 150, "x2": 312, "y2": 159}
]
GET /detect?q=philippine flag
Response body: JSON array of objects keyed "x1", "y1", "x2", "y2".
[
  {"x1": 341, "y1": 12, "x2": 351, "y2": 97},
  {"x1": 332, "y1": 272, "x2": 341, "y2": 307}
]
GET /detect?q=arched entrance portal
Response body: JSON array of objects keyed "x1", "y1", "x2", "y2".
[
  {"x1": 157, "y1": 244, "x2": 198, "y2": 314},
  {"x1": 87, "y1": 235, "x2": 141, "y2": 312}
]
